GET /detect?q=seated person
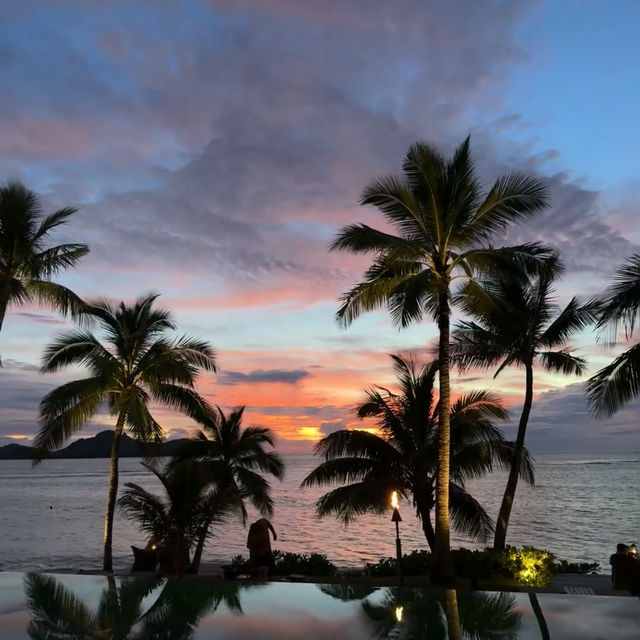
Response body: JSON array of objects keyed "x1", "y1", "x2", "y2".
[
  {"x1": 131, "y1": 540, "x2": 158, "y2": 572},
  {"x1": 610, "y1": 543, "x2": 637, "y2": 591}
]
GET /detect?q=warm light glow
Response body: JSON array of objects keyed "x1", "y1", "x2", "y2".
[
  {"x1": 395, "y1": 606, "x2": 403, "y2": 623},
  {"x1": 391, "y1": 491, "x2": 399, "y2": 509},
  {"x1": 151, "y1": 544, "x2": 157, "y2": 551}
]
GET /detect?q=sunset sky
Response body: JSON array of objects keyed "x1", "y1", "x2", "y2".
[{"x1": 1, "y1": 0, "x2": 639, "y2": 453}]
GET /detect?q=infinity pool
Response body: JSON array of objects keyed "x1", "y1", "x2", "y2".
[{"x1": 0, "y1": 572, "x2": 638, "y2": 639}]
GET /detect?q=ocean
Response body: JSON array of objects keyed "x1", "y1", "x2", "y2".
[{"x1": 0, "y1": 453, "x2": 637, "y2": 573}]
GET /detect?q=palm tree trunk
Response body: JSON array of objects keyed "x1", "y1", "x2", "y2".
[
  {"x1": 494, "y1": 361, "x2": 534, "y2": 550},
  {"x1": 528, "y1": 592, "x2": 550, "y2": 640},
  {"x1": 434, "y1": 282, "x2": 455, "y2": 585},
  {"x1": 189, "y1": 519, "x2": 211, "y2": 574},
  {"x1": 103, "y1": 416, "x2": 125, "y2": 572},
  {"x1": 0, "y1": 283, "x2": 10, "y2": 334},
  {"x1": 416, "y1": 499, "x2": 436, "y2": 550}
]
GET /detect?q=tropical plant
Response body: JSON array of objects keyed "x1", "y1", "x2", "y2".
[
  {"x1": 34, "y1": 293, "x2": 216, "y2": 571},
  {"x1": 451, "y1": 255, "x2": 595, "y2": 549},
  {"x1": 0, "y1": 181, "x2": 88, "y2": 336},
  {"x1": 587, "y1": 253, "x2": 640, "y2": 416},
  {"x1": 331, "y1": 136, "x2": 551, "y2": 581},
  {"x1": 301, "y1": 354, "x2": 534, "y2": 556},
  {"x1": 119, "y1": 460, "x2": 239, "y2": 575},
  {"x1": 174, "y1": 405, "x2": 284, "y2": 573}
]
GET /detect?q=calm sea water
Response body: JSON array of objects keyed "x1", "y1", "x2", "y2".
[{"x1": 0, "y1": 453, "x2": 637, "y2": 573}]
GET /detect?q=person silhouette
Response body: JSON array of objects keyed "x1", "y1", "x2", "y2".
[{"x1": 247, "y1": 518, "x2": 277, "y2": 579}]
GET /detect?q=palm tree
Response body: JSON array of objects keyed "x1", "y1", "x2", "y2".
[
  {"x1": 119, "y1": 460, "x2": 239, "y2": 576},
  {"x1": 331, "y1": 137, "x2": 550, "y2": 581},
  {"x1": 587, "y1": 253, "x2": 640, "y2": 416},
  {"x1": 34, "y1": 293, "x2": 216, "y2": 571},
  {"x1": 175, "y1": 405, "x2": 284, "y2": 573},
  {"x1": 301, "y1": 354, "x2": 534, "y2": 552},
  {"x1": 0, "y1": 181, "x2": 88, "y2": 335},
  {"x1": 451, "y1": 255, "x2": 595, "y2": 549}
]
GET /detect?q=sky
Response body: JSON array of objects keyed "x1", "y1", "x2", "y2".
[{"x1": 1, "y1": 0, "x2": 639, "y2": 454}]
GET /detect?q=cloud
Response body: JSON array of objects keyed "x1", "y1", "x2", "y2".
[
  {"x1": 220, "y1": 369, "x2": 311, "y2": 385},
  {"x1": 501, "y1": 381, "x2": 640, "y2": 453},
  {"x1": 14, "y1": 312, "x2": 68, "y2": 326}
]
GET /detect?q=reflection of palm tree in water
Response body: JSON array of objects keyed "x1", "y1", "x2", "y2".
[
  {"x1": 349, "y1": 586, "x2": 520, "y2": 640},
  {"x1": 24, "y1": 573, "x2": 251, "y2": 640}
]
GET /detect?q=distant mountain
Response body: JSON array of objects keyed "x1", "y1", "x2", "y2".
[{"x1": 0, "y1": 430, "x2": 192, "y2": 460}]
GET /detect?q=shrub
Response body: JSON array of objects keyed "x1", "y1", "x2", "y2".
[
  {"x1": 230, "y1": 554, "x2": 250, "y2": 572},
  {"x1": 493, "y1": 546, "x2": 555, "y2": 587},
  {"x1": 553, "y1": 559, "x2": 600, "y2": 574},
  {"x1": 365, "y1": 549, "x2": 432, "y2": 577},
  {"x1": 272, "y1": 551, "x2": 337, "y2": 576},
  {"x1": 451, "y1": 548, "x2": 493, "y2": 580},
  {"x1": 364, "y1": 556, "x2": 398, "y2": 577}
]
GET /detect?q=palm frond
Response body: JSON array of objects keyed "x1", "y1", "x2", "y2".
[
  {"x1": 540, "y1": 297, "x2": 599, "y2": 348},
  {"x1": 313, "y1": 429, "x2": 401, "y2": 463},
  {"x1": 41, "y1": 329, "x2": 116, "y2": 373},
  {"x1": 23, "y1": 280, "x2": 87, "y2": 318},
  {"x1": 597, "y1": 253, "x2": 640, "y2": 338},
  {"x1": 315, "y1": 478, "x2": 395, "y2": 524},
  {"x1": 449, "y1": 483, "x2": 494, "y2": 542},
  {"x1": 539, "y1": 349, "x2": 587, "y2": 375},
  {"x1": 301, "y1": 457, "x2": 383, "y2": 488},
  {"x1": 35, "y1": 377, "x2": 108, "y2": 455},
  {"x1": 468, "y1": 174, "x2": 550, "y2": 241},
  {"x1": 586, "y1": 343, "x2": 640, "y2": 416}
]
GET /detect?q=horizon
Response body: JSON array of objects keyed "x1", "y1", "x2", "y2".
[{"x1": 2, "y1": 0, "x2": 640, "y2": 455}]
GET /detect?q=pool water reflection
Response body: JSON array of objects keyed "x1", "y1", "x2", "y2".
[{"x1": 0, "y1": 572, "x2": 637, "y2": 639}]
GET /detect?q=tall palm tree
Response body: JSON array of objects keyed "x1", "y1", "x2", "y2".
[
  {"x1": 119, "y1": 460, "x2": 239, "y2": 576},
  {"x1": 301, "y1": 354, "x2": 534, "y2": 551},
  {"x1": 451, "y1": 255, "x2": 595, "y2": 549},
  {"x1": 0, "y1": 181, "x2": 88, "y2": 334},
  {"x1": 175, "y1": 405, "x2": 285, "y2": 573},
  {"x1": 587, "y1": 253, "x2": 640, "y2": 416},
  {"x1": 34, "y1": 293, "x2": 217, "y2": 571},
  {"x1": 331, "y1": 137, "x2": 550, "y2": 581}
]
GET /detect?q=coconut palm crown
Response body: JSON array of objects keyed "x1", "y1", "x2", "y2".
[
  {"x1": 331, "y1": 136, "x2": 551, "y2": 581},
  {"x1": 174, "y1": 405, "x2": 284, "y2": 572},
  {"x1": 119, "y1": 460, "x2": 239, "y2": 575},
  {"x1": 0, "y1": 181, "x2": 88, "y2": 334},
  {"x1": 451, "y1": 255, "x2": 596, "y2": 549},
  {"x1": 301, "y1": 354, "x2": 534, "y2": 550},
  {"x1": 587, "y1": 253, "x2": 640, "y2": 416},
  {"x1": 35, "y1": 293, "x2": 217, "y2": 571}
]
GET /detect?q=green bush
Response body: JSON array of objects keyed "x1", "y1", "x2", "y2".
[
  {"x1": 492, "y1": 546, "x2": 555, "y2": 587},
  {"x1": 230, "y1": 554, "x2": 249, "y2": 572},
  {"x1": 364, "y1": 556, "x2": 398, "y2": 577},
  {"x1": 364, "y1": 549, "x2": 432, "y2": 577},
  {"x1": 272, "y1": 551, "x2": 337, "y2": 576},
  {"x1": 452, "y1": 548, "x2": 493, "y2": 579},
  {"x1": 553, "y1": 559, "x2": 600, "y2": 574}
]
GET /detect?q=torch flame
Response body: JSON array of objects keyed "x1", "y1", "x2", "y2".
[
  {"x1": 391, "y1": 491, "x2": 399, "y2": 509},
  {"x1": 395, "y1": 606, "x2": 403, "y2": 622}
]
